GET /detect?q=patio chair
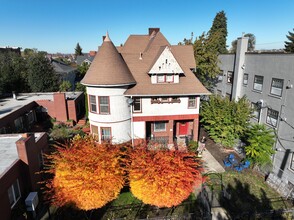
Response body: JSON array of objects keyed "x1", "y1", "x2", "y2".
[
  {"x1": 234, "y1": 165, "x2": 244, "y2": 172},
  {"x1": 223, "y1": 159, "x2": 232, "y2": 168},
  {"x1": 229, "y1": 157, "x2": 238, "y2": 165},
  {"x1": 242, "y1": 160, "x2": 250, "y2": 169},
  {"x1": 228, "y1": 153, "x2": 235, "y2": 160}
]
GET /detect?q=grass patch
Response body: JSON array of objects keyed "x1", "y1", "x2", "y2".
[
  {"x1": 101, "y1": 192, "x2": 200, "y2": 219},
  {"x1": 110, "y1": 192, "x2": 141, "y2": 206},
  {"x1": 212, "y1": 170, "x2": 293, "y2": 218}
]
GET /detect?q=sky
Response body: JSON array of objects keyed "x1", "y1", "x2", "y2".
[{"x1": 1, "y1": 0, "x2": 294, "y2": 53}]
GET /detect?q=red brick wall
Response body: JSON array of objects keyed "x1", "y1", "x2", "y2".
[
  {"x1": 53, "y1": 93, "x2": 68, "y2": 122},
  {"x1": 0, "y1": 133, "x2": 48, "y2": 220},
  {"x1": 17, "y1": 133, "x2": 48, "y2": 191},
  {"x1": 67, "y1": 100, "x2": 77, "y2": 123},
  {"x1": 0, "y1": 161, "x2": 23, "y2": 220},
  {"x1": 151, "y1": 120, "x2": 174, "y2": 144},
  {"x1": 36, "y1": 99, "x2": 56, "y2": 118},
  {"x1": 0, "y1": 102, "x2": 37, "y2": 132}
]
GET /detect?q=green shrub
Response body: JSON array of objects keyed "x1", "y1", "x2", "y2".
[{"x1": 188, "y1": 140, "x2": 198, "y2": 152}]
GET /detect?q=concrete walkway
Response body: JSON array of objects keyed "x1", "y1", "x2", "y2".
[
  {"x1": 201, "y1": 148, "x2": 225, "y2": 173},
  {"x1": 200, "y1": 149, "x2": 230, "y2": 220}
]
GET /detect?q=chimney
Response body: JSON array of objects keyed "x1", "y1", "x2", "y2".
[
  {"x1": 231, "y1": 36, "x2": 249, "y2": 101},
  {"x1": 149, "y1": 28, "x2": 160, "y2": 36},
  {"x1": 12, "y1": 91, "x2": 17, "y2": 100},
  {"x1": 102, "y1": 36, "x2": 106, "y2": 41}
]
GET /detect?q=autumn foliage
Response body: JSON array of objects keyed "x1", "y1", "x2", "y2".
[
  {"x1": 45, "y1": 136, "x2": 126, "y2": 210},
  {"x1": 44, "y1": 135, "x2": 204, "y2": 210},
  {"x1": 128, "y1": 146, "x2": 203, "y2": 208}
]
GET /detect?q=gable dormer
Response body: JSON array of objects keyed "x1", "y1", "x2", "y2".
[{"x1": 148, "y1": 46, "x2": 184, "y2": 84}]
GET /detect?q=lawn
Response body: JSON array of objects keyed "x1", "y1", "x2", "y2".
[
  {"x1": 208, "y1": 170, "x2": 293, "y2": 219},
  {"x1": 100, "y1": 191, "x2": 201, "y2": 219},
  {"x1": 48, "y1": 191, "x2": 203, "y2": 219}
]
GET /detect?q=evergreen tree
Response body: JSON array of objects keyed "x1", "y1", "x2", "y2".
[
  {"x1": 284, "y1": 28, "x2": 294, "y2": 52},
  {"x1": 230, "y1": 33, "x2": 256, "y2": 53},
  {"x1": 209, "y1": 10, "x2": 228, "y2": 54},
  {"x1": 75, "y1": 43, "x2": 83, "y2": 57},
  {"x1": 194, "y1": 32, "x2": 221, "y2": 90},
  {"x1": 0, "y1": 52, "x2": 28, "y2": 94},
  {"x1": 200, "y1": 95, "x2": 252, "y2": 147},
  {"x1": 27, "y1": 53, "x2": 59, "y2": 92},
  {"x1": 59, "y1": 80, "x2": 72, "y2": 92}
]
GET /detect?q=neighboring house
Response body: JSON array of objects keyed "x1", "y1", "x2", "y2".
[
  {"x1": 51, "y1": 59, "x2": 78, "y2": 88},
  {"x1": 76, "y1": 53, "x2": 96, "y2": 66},
  {"x1": 0, "y1": 46, "x2": 21, "y2": 55},
  {"x1": 0, "y1": 92, "x2": 85, "y2": 133},
  {"x1": 0, "y1": 132, "x2": 48, "y2": 220},
  {"x1": 81, "y1": 28, "x2": 209, "y2": 147},
  {"x1": 216, "y1": 36, "x2": 294, "y2": 195}
]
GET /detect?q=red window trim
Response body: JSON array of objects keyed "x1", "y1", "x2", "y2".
[
  {"x1": 98, "y1": 96, "x2": 110, "y2": 115},
  {"x1": 100, "y1": 127, "x2": 112, "y2": 143},
  {"x1": 89, "y1": 95, "x2": 97, "y2": 113},
  {"x1": 156, "y1": 74, "x2": 174, "y2": 83}
]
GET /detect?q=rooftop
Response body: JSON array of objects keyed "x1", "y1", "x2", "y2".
[
  {"x1": 0, "y1": 92, "x2": 83, "y2": 120},
  {"x1": 0, "y1": 134, "x2": 22, "y2": 177},
  {"x1": 0, "y1": 133, "x2": 43, "y2": 177}
]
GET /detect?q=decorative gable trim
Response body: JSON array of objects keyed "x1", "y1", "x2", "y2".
[{"x1": 148, "y1": 46, "x2": 184, "y2": 75}]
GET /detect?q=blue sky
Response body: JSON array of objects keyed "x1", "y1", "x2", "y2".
[{"x1": 1, "y1": 0, "x2": 294, "y2": 53}]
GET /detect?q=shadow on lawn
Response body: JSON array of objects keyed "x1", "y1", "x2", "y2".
[{"x1": 219, "y1": 178, "x2": 287, "y2": 219}]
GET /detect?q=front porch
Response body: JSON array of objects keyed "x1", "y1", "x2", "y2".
[{"x1": 145, "y1": 119, "x2": 198, "y2": 148}]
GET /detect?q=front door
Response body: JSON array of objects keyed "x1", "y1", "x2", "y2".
[{"x1": 179, "y1": 121, "x2": 188, "y2": 135}]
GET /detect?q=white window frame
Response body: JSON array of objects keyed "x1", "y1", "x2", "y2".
[
  {"x1": 270, "y1": 78, "x2": 284, "y2": 97},
  {"x1": 227, "y1": 71, "x2": 233, "y2": 84},
  {"x1": 243, "y1": 73, "x2": 249, "y2": 85},
  {"x1": 251, "y1": 102, "x2": 260, "y2": 120},
  {"x1": 188, "y1": 97, "x2": 197, "y2": 108},
  {"x1": 154, "y1": 122, "x2": 166, "y2": 132},
  {"x1": 266, "y1": 108, "x2": 279, "y2": 127},
  {"x1": 99, "y1": 96, "x2": 110, "y2": 114},
  {"x1": 133, "y1": 98, "x2": 141, "y2": 112},
  {"x1": 8, "y1": 179, "x2": 21, "y2": 208},
  {"x1": 89, "y1": 95, "x2": 97, "y2": 113},
  {"x1": 253, "y1": 75, "x2": 264, "y2": 91}
]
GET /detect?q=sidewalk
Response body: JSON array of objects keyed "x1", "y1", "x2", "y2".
[{"x1": 201, "y1": 148, "x2": 225, "y2": 173}]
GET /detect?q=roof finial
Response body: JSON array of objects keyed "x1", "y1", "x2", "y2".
[{"x1": 104, "y1": 31, "x2": 111, "y2": 42}]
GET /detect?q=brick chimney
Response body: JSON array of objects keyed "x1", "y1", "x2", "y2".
[{"x1": 149, "y1": 28, "x2": 160, "y2": 36}]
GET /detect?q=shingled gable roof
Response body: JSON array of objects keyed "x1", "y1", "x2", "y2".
[
  {"x1": 81, "y1": 33, "x2": 136, "y2": 87},
  {"x1": 121, "y1": 30, "x2": 210, "y2": 96}
]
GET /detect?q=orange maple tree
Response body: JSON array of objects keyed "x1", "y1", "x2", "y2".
[
  {"x1": 128, "y1": 146, "x2": 204, "y2": 208},
  {"x1": 44, "y1": 136, "x2": 127, "y2": 210}
]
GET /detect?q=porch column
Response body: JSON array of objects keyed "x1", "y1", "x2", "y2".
[
  {"x1": 193, "y1": 117, "x2": 199, "y2": 141},
  {"x1": 168, "y1": 120, "x2": 174, "y2": 145}
]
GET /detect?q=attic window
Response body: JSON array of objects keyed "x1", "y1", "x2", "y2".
[{"x1": 165, "y1": 59, "x2": 168, "y2": 64}]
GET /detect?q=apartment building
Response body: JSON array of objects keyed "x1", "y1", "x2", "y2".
[{"x1": 216, "y1": 36, "x2": 294, "y2": 193}]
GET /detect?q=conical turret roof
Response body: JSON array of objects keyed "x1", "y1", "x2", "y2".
[{"x1": 81, "y1": 33, "x2": 136, "y2": 86}]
